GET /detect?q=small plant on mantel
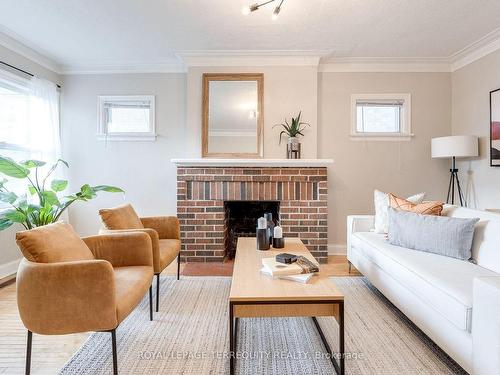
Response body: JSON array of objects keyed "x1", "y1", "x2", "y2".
[
  {"x1": 273, "y1": 111, "x2": 310, "y2": 159},
  {"x1": 0, "y1": 156, "x2": 123, "y2": 230}
]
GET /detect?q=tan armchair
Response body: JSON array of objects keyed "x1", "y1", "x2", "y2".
[
  {"x1": 16, "y1": 222, "x2": 154, "y2": 375},
  {"x1": 99, "y1": 204, "x2": 181, "y2": 312}
]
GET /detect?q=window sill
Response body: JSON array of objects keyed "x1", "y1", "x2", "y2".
[
  {"x1": 97, "y1": 134, "x2": 157, "y2": 142},
  {"x1": 349, "y1": 134, "x2": 413, "y2": 142}
]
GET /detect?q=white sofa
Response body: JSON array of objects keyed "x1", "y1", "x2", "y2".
[{"x1": 347, "y1": 205, "x2": 500, "y2": 374}]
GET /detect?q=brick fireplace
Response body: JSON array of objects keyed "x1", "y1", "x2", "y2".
[{"x1": 173, "y1": 160, "x2": 331, "y2": 263}]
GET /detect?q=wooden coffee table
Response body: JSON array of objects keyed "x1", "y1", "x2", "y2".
[{"x1": 229, "y1": 238, "x2": 345, "y2": 374}]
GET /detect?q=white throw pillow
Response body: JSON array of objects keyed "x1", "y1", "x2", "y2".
[{"x1": 373, "y1": 190, "x2": 425, "y2": 233}]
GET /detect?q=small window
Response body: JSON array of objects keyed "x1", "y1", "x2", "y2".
[
  {"x1": 98, "y1": 95, "x2": 155, "y2": 141},
  {"x1": 351, "y1": 94, "x2": 412, "y2": 140}
]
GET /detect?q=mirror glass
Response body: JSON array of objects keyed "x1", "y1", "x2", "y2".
[{"x1": 203, "y1": 74, "x2": 263, "y2": 157}]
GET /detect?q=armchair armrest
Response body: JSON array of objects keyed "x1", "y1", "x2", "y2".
[
  {"x1": 16, "y1": 258, "x2": 117, "y2": 335},
  {"x1": 140, "y1": 216, "x2": 180, "y2": 240},
  {"x1": 84, "y1": 232, "x2": 153, "y2": 268},
  {"x1": 473, "y1": 276, "x2": 500, "y2": 375}
]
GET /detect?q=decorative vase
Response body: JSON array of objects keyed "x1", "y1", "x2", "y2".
[
  {"x1": 287, "y1": 136, "x2": 301, "y2": 159},
  {"x1": 264, "y1": 213, "x2": 275, "y2": 245}
]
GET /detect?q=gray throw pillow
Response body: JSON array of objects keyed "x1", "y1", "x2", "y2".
[{"x1": 387, "y1": 208, "x2": 479, "y2": 260}]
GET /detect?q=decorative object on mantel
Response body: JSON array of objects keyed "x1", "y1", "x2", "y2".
[
  {"x1": 274, "y1": 111, "x2": 310, "y2": 159},
  {"x1": 202, "y1": 73, "x2": 264, "y2": 158},
  {"x1": 490, "y1": 88, "x2": 500, "y2": 167},
  {"x1": 242, "y1": 0, "x2": 285, "y2": 21},
  {"x1": 431, "y1": 135, "x2": 478, "y2": 206},
  {"x1": 0, "y1": 156, "x2": 123, "y2": 231}
]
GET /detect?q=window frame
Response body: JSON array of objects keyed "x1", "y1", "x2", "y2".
[
  {"x1": 97, "y1": 95, "x2": 156, "y2": 141},
  {"x1": 350, "y1": 93, "x2": 412, "y2": 141}
]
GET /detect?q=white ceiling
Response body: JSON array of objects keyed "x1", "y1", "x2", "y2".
[{"x1": 1, "y1": 0, "x2": 500, "y2": 72}]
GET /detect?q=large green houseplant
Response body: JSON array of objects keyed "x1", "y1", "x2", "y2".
[{"x1": 0, "y1": 156, "x2": 123, "y2": 231}]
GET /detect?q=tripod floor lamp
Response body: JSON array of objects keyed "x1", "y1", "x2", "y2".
[{"x1": 431, "y1": 135, "x2": 478, "y2": 206}]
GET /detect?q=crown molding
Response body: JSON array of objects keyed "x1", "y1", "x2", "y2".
[
  {"x1": 450, "y1": 27, "x2": 500, "y2": 71},
  {"x1": 59, "y1": 60, "x2": 186, "y2": 75},
  {"x1": 176, "y1": 50, "x2": 329, "y2": 67},
  {"x1": 0, "y1": 28, "x2": 61, "y2": 74},
  {"x1": 319, "y1": 57, "x2": 451, "y2": 73}
]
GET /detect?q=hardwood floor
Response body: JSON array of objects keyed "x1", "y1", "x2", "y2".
[{"x1": 0, "y1": 256, "x2": 359, "y2": 374}]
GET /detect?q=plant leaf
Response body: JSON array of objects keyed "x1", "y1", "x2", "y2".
[
  {"x1": 4, "y1": 210, "x2": 26, "y2": 223},
  {"x1": 42, "y1": 191, "x2": 60, "y2": 206},
  {"x1": 20, "y1": 160, "x2": 46, "y2": 168},
  {"x1": 92, "y1": 185, "x2": 124, "y2": 193},
  {"x1": 0, "y1": 217, "x2": 13, "y2": 231},
  {"x1": 51, "y1": 179, "x2": 68, "y2": 192},
  {"x1": 0, "y1": 156, "x2": 29, "y2": 178},
  {"x1": 0, "y1": 191, "x2": 17, "y2": 204},
  {"x1": 28, "y1": 185, "x2": 37, "y2": 195}
]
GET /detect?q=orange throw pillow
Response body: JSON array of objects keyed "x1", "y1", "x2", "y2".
[
  {"x1": 16, "y1": 222, "x2": 94, "y2": 263},
  {"x1": 99, "y1": 203, "x2": 144, "y2": 230},
  {"x1": 389, "y1": 193, "x2": 443, "y2": 216}
]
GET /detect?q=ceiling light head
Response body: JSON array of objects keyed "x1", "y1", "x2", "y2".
[
  {"x1": 242, "y1": 3, "x2": 259, "y2": 15},
  {"x1": 272, "y1": 5, "x2": 281, "y2": 20}
]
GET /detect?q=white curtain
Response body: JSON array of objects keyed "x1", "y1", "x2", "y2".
[{"x1": 28, "y1": 76, "x2": 61, "y2": 163}]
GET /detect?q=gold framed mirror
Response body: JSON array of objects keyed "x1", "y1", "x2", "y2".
[{"x1": 202, "y1": 73, "x2": 264, "y2": 158}]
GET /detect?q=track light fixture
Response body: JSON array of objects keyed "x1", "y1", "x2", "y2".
[{"x1": 242, "y1": 0, "x2": 285, "y2": 20}]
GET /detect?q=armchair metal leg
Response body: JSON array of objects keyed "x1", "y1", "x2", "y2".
[
  {"x1": 177, "y1": 254, "x2": 181, "y2": 280},
  {"x1": 348, "y1": 261, "x2": 352, "y2": 274},
  {"x1": 111, "y1": 329, "x2": 118, "y2": 375},
  {"x1": 149, "y1": 285, "x2": 153, "y2": 321},
  {"x1": 156, "y1": 273, "x2": 160, "y2": 312},
  {"x1": 25, "y1": 330, "x2": 32, "y2": 375}
]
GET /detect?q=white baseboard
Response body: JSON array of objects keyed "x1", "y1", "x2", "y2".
[
  {"x1": 328, "y1": 243, "x2": 347, "y2": 255},
  {"x1": 0, "y1": 258, "x2": 21, "y2": 280}
]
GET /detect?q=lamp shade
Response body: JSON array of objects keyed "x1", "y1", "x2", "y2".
[{"x1": 431, "y1": 135, "x2": 478, "y2": 158}]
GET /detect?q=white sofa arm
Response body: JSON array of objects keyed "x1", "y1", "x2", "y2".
[
  {"x1": 346, "y1": 215, "x2": 374, "y2": 259},
  {"x1": 473, "y1": 276, "x2": 500, "y2": 375},
  {"x1": 347, "y1": 215, "x2": 375, "y2": 234}
]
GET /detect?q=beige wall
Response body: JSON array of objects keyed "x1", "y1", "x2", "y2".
[
  {"x1": 186, "y1": 66, "x2": 318, "y2": 158},
  {"x1": 61, "y1": 73, "x2": 186, "y2": 236},
  {"x1": 318, "y1": 72, "x2": 452, "y2": 249},
  {"x1": 0, "y1": 45, "x2": 61, "y2": 274},
  {"x1": 452, "y1": 49, "x2": 500, "y2": 210}
]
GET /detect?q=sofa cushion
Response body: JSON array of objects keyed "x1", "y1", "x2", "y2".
[
  {"x1": 443, "y1": 205, "x2": 500, "y2": 274},
  {"x1": 389, "y1": 194, "x2": 443, "y2": 215},
  {"x1": 351, "y1": 231, "x2": 498, "y2": 332},
  {"x1": 99, "y1": 203, "x2": 144, "y2": 230},
  {"x1": 16, "y1": 222, "x2": 94, "y2": 263},
  {"x1": 159, "y1": 239, "x2": 181, "y2": 269},
  {"x1": 373, "y1": 190, "x2": 425, "y2": 233},
  {"x1": 114, "y1": 266, "x2": 153, "y2": 324},
  {"x1": 388, "y1": 208, "x2": 479, "y2": 260}
]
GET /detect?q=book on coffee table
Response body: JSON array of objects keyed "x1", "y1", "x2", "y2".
[
  {"x1": 261, "y1": 256, "x2": 319, "y2": 276},
  {"x1": 260, "y1": 266, "x2": 314, "y2": 283}
]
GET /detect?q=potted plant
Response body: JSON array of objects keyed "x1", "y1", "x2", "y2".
[
  {"x1": 0, "y1": 156, "x2": 123, "y2": 230},
  {"x1": 273, "y1": 111, "x2": 310, "y2": 159}
]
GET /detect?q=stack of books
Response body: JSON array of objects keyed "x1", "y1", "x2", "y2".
[{"x1": 260, "y1": 255, "x2": 319, "y2": 284}]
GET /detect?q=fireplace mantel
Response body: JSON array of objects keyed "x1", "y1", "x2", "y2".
[{"x1": 171, "y1": 158, "x2": 334, "y2": 168}]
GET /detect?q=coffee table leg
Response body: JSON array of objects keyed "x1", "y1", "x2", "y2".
[
  {"x1": 312, "y1": 301, "x2": 345, "y2": 375},
  {"x1": 229, "y1": 303, "x2": 234, "y2": 375},
  {"x1": 339, "y1": 302, "x2": 345, "y2": 375}
]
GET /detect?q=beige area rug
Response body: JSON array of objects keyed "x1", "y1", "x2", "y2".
[{"x1": 59, "y1": 276, "x2": 466, "y2": 374}]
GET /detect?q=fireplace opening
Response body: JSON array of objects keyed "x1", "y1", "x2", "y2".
[{"x1": 224, "y1": 200, "x2": 280, "y2": 259}]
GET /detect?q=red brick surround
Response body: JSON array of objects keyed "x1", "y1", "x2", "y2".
[{"x1": 176, "y1": 167, "x2": 328, "y2": 263}]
